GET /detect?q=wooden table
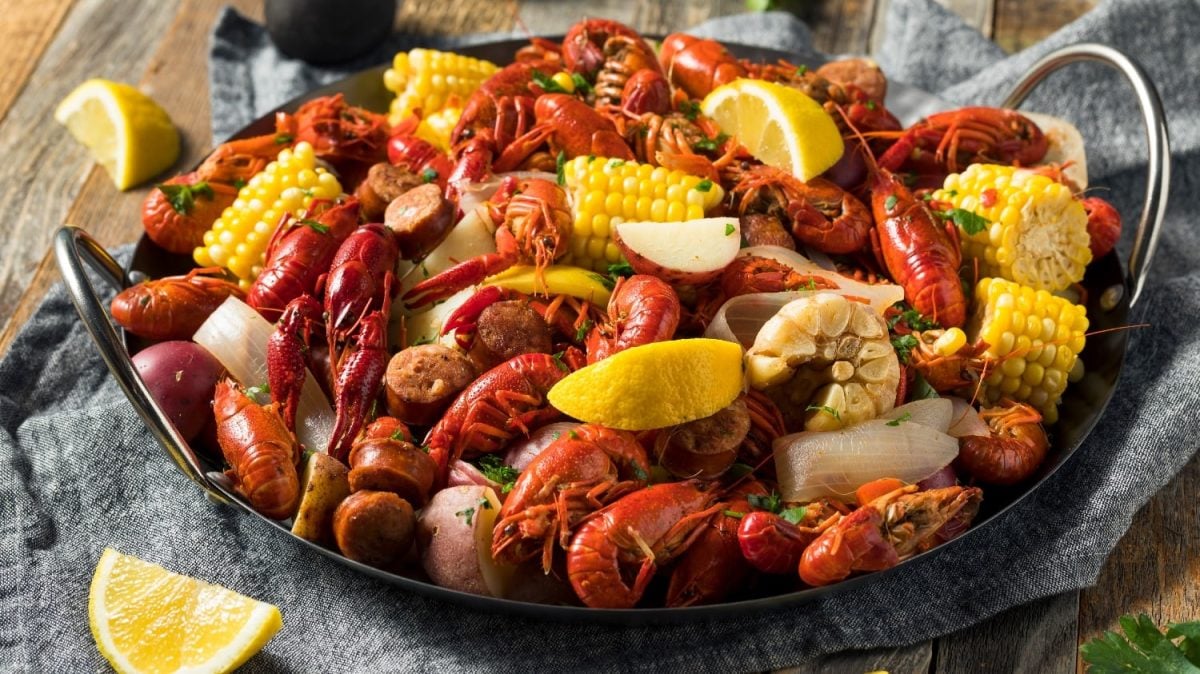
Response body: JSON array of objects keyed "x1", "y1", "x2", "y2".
[{"x1": 1, "y1": 1, "x2": 1193, "y2": 671}]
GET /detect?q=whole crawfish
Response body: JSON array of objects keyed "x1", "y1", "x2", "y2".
[
  {"x1": 586, "y1": 274, "x2": 681, "y2": 363},
  {"x1": 141, "y1": 134, "x2": 280, "y2": 254},
  {"x1": 958, "y1": 401, "x2": 1049, "y2": 485},
  {"x1": 659, "y1": 33, "x2": 747, "y2": 99},
  {"x1": 247, "y1": 198, "x2": 360, "y2": 319},
  {"x1": 424, "y1": 352, "x2": 569, "y2": 487},
  {"x1": 276, "y1": 94, "x2": 391, "y2": 177},
  {"x1": 665, "y1": 480, "x2": 768, "y2": 607},
  {"x1": 492, "y1": 424, "x2": 651, "y2": 572},
  {"x1": 730, "y1": 164, "x2": 872, "y2": 255},
  {"x1": 266, "y1": 295, "x2": 324, "y2": 431},
  {"x1": 878, "y1": 107, "x2": 1048, "y2": 188},
  {"x1": 213, "y1": 378, "x2": 300, "y2": 520},
  {"x1": 567, "y1": 480, "x2": 724, "y2": 609},
  {"x1": 737, "y1": 502, "x2": 840, "y2": 575},
  {"x1": 562, "y1": 18, "x2": 659, "y2": 82},
  {"x1": 907, "y1": 329, "x2": 991, "y2": 394},
  {"x1": 323, "y1": 222, "x2": 399, "y2": 349},
  {"x1": 492, "y1": 94, "x2": 633, "y2": 173},
  {"x1": 870, "y1": 168, "x2": 968, "y2": 328},
  {"x1": 110, "y1": 267, "x2": 244, "y2": 341},
  {"x1": 327, "y1": 309, "x2": 390, "y2": 462},
  {"x1": 404, "y1": 177, "x2": 572, "y2": 308},
  {"x1": 798, "y1": 485, "x2": 982, "y2": 586}
]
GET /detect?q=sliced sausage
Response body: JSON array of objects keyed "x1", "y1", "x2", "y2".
[
  {"x1": 385, "y1": 344, "x2": 477, "y2": 426},
  {"x1": 656, "y1": 398, "x2": 750, "y2": 479},
  {"x1": 333, "y1": 490, "x2": 416, "y2": 569},
  {"x1": 355, "y1": 162, "x2": 424, "y2": 221},
  {"x1": 385, "y1": 183, "x2": 454, "y2": 260},
  {"x1": 741, "y1": 213, "x2": 795, "y2": 250},
  {"x1": 468, "y1": 300, "x2": 554, "y2": 372},
  {"x1": 347, "y1": 437, "x2": 437, "y2": 506},
  {"x1": 816, "y1": 58, "x2": 888, "y2": 102}
]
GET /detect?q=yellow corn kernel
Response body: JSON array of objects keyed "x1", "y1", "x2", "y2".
[
  {"x1": 385, "y1": 49, "x2": 499, "y2": 125},
  {"x1": 193, "y1": 141, "x2": 343, "y2": 287},
  {"x1": 560, "y1": 156, "x2": 725, "y2": 271},
  {"x1": 967, "y1": 277, "x2": 1087, "y2": 421},
  {"x1": 933, "y1": 164, "x2": 1092, "y2": 292},
  {"x1": 550, "y1": 72, "x2": 576, "y2": 94},
  {"x1": 933, "y1": 327, "x2": 967, "y2": 357}
]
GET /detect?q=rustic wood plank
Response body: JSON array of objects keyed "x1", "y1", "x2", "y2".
[
  {"x1": 396, "y1": 0, "x2": 514, "y2": 36},
  {"x1": 992, "y1": 0, "x2": 1095, "y2": 53},
  {"x1": 936, "y1": 592, "x2": 1079, "y2": 673},
  {"x1": 780, "y1": 642, "x2": 932, "y2": 674},
  {"x1": 0, "y1": 0, "x2": 182, "y2": 355},
  {"x1": 0, "y1": 0, "x2": 75, "y2": 127},
  {"x1": 1077, "y1": 452, "x2": 1200, "y2": 671}
]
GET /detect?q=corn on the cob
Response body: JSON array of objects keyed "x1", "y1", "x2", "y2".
[
  {"x1": 934, "y1": 164, "x2": 1092, "y2": 292},
  {"x1": 969, "y1": 277, "x2": 1088, "y2": 424},
  {"x1": 194, "y1": 142, "x2": 342, "y2": 287},
  {"x1": 384, "y1": 49, "x2": 498, "y2": 125},
  {"x1": 561, "y1": 156, "x2": 725, "y2": 272},
  {"x1": 413, "y1": 105, "x2": 462, "y2": 152}
]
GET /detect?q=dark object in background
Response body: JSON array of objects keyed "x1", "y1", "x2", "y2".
[{"x1": 265, "y1": 0, "x2": 397, "y2": 64}]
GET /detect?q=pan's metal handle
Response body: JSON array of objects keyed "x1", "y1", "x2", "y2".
[
  {"x1": 54, "y1": 226, "x2": 231, "y2": 504},
  {"x1": 1001, "y1": 43, "x2": 1170, "y2": 309}
]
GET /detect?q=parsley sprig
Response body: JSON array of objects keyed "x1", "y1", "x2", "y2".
[
  {"x1": 1080, "y1": 614, "x2": 1200, "y2": 673},
  {"x1": 156, "y1": 181, "x2": 214, "y2": 215},
  {"x1": 936, "y1": 207, "x2": 989, "y2": 235}
]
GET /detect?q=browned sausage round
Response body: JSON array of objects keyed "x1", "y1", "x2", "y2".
[
  {"x1": 355, "y1": 162, "x2": 424, "y2": 221},
  {"x1": 333, "y1": 490, "x2": 416, "y2": 569},
  {"x1": 740, "y1": 213, "x2": 795, "y2": 250},
  {"x1": 656, "y1": 397, "x2": 751, "y2": 479},
  {"x1": 467, "y1": 300, "x2": 554, "y2": 372},
  {"x1": 385, "y1": 183, "x2": 454, "y2": 260},
  {"x1": 815, "y1": 58, "x2": 888, "y2": 102},
  {"x1": 385, "y1": 344, "x2": 477, "y2": 425},
  {"x1": 347, "y1": 436, "x2": 437, "y2": 506}
]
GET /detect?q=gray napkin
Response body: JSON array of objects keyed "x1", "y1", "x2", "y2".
[{"x1": 5, "y1": 0, "x2": 1200, "y2": 670}]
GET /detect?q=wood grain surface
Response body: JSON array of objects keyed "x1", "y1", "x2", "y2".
[{"x1": 0, "y1": 1, "x2": 1191, "y2": 672}]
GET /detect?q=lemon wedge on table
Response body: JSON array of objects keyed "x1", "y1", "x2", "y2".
[
  {"x1": 701, "y1": 79, "x2": 844, "y2": 181},
  {"x1": 89, "y1": 548, "x2": 281, "y2": 674},
  {"x1": 548, "y1": 338, "x2": 744, "y2": 430},
  {"x1": 54, "y1": 79, "x2": 179, "y2": 190}
]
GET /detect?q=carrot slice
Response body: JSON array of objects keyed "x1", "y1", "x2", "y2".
[{"x1": 855, "y1": 477, "x2": 907, "y2": 505}]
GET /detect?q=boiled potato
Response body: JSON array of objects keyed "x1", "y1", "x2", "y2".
[
  {"x1": 291, "y1": 452, "x2": 351, "y2": 545},
  {"x1": 417, "y1": 485, "x2": 511, "y2": 597}
]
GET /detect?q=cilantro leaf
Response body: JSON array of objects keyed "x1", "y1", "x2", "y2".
[
  {"x1": 937, "y1": 207, "x2": 989, "y2": 235},
  {"x1": 477, "y1": 454, "x2": 519, "y2": 493},
  {"x1": 589, "y1": 271, "x2": 615, "y2": 291},
  {"x1": 551, "y1": 351, "x2": 570, "y2": 372},
  {"x1": 695, "y1": 179, "x2": 714, "y2": 192},
  {"x1": 678, "y1": 100, "x2": 701, "y2": 121},
  {"x1": 724, "y1": 222, "x2": 736, "y2": 236},
  {"x1": 891, "y1": 334, "x2": 919, "y2": 364},
  {"x1": 723, "y1": 509, "x2": 745, "y2": 519},
  {"x1": 884, "y1": 194, "x2": 898, "y2": 212},
  {"x1": 156, "y1": 181, "x2": 214, "y2": 216},
  {"x1": 274, "y1": 133, "x2": 294, "y2": 144},
  {"x1": 780, "y1": 505, "x2": 808, "y2": 525},
  {"x1": 1080, "y1": 614, "x2": 1200, "y2": 673}
]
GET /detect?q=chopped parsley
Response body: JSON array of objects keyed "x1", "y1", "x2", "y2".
[
  {"x1": 780, "y1": 505, "x2": 808, "y2": 525},
  {"x1": 691, "y1": 133, "x2": 729, "y2": 152},
  {"x1": 805, "y1": 404, "x2": 841, "y2": 421},
  {"x1": 891, "y1": 334, "x2": 919, "y2": 363},
  {"x1": 747, "y1": 491, "x2": 782, "y2": 513},
  {"x1": 455, "y1": 507, "x2": 476, "y2": 526},
  {"x1": 590, "y1": 271, "x2": 615, "y2": 291},
  {"x1": 865, "y1": 99, "x2": 877, "y2": 111},
  {"x1": 389, "y1": 428, "x2": 408, "y2": 441},
  {"x1": 571, "y1": 72, "x2": 593, "y2": 95},
  {"x1": 478, "y1": 455, "x2": 519, "y2": 493},
  {"x1": 568, "y1": 429, "x2": 580, "y2": 440},
  {"x1": 724, "y1": 222, "x2": 736, "y2": 236},
  {"x1": 936, "y1": 207, "x2": 989, "y2": 235},
  {"x1": 1081, "y1": 614, "x2": 1200, "y2": 673},
  {"x1": 274, "y1": 133, "x2": 294, "y2": 144},
  {"x1": 607, "y1": 158, "x2": 626, "y2": 169},
  {"x1": 884, "y1": 194, "x2": 898, "y2": 212},
  {"x1": 723, "y1": 509, "x2": 745, "y2": 519},
  {"x1": 607, "y1": 261, "x2": 635, "y2": 279},
  {"x1": 421, "y1": 167, "x2": 439, "y2": 184},
  {"x1": 245, "y1": 382, "x2": 270, "y2": 399},
  {"x1": 575, "y1": 319, "x2": 594, "y2": 342},
  {"x1": 555, "y1": 150, "x2": 567, "y2": 186},
  {"x1": 551, "y1": 351, "x2": 570, "y2": 372},
  {"x1": 911, "y1": 373, "x2": 940, "y2": 400},
  {"x1": 888, "y1": 304, "x2": 939, "y2": 332},
  {"x1": 478, "y1": 498, "x2": 493, "y2": 510},
  {"x1": 299, "y1": 218, "x2": 330, "y2": 234},
  {"x1": 695, "y1": 179, "x2": 714, "y2": 192},
  {"x1": 531, "y1": 70, "x2": 568, "y2": 93},
  {"x1": 678, "y1": 99, "x2": 702, "y2": 121},
  {"x1": 886, "y1": 412, "x2": 913, "y2": 427},
  {"x1": 156, "y1": 181, "x2": 214, "y2": 215},
  {"x1": 728, "y1": 463, "x2": 755, "y2": 479},
  {"x1": 233, "y1": 178, "x2": 247, "y2": 190},
  {"x1": 794, "y1": 64, "x2": 808, "y2": 76}
]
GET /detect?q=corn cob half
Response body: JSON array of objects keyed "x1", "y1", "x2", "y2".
[
  {"x1": 384, "y1": 49, "x2": 499, "y2": 125},
  {"x1": 934, "y1": 164, "x2": 1092, "y2": 292},
  {"x1": 193, "y1": 142, "x2": 342, "y2": 287},
  {"x1": 969, "y1": 277, "x2": 1088, "y2": 423},
  {"x1": 561, "y1": 156, "x2": 726, "y2": 272}
]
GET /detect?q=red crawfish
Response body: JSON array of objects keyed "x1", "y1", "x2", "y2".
[
  {"x1": 424, "y1": 352, "x2": 569, "y2": 487},
  {"x1": 266, "y1": 295, "x2": 324, "y2": 431},
  {"x1": 561, "y1": 18, "x2": 660, "y2": 82},
  {"x1": 658, "y1": 33, "x2": 747, "y2": 99},
  {"x1": 404, "y1": 177, "x2": 572, "y2": 309},
  {"x1": 567, "y1": 480, "x2": 724, "y2": 609},
  {"x1": 870, "y1": 167, "x2": 968, "y2": 328},
  {"x1": 729, "y1": 164, "x2": 873, "y2": 255},
  {"x1": 323, "y1": 222, "x2": 399, "y2": 351},
  {"x1": 213, "y1": 378, "x2": 300, "y2": 520},
  {"x1": 737, "y1": 502, "x2": 840, "y2": 575},
  {"x1": 586, "y1": 274, "x2": 681, "y2": 363},
  {"x1": 957, "y1": 401, "x2": 1049, "y2": 486},
  {"x1": 276, "y1": 93, "x2": 391, "y2": 173},
  {"x1": 110, "y1": 267, "x2": 244, "y2": 341},
  {"x1": 798, "y1": 485, "x2": 982, "y2": 586},
  {"x1": 665, "y1": 480, "x2": 768, "y2": 607},
  {"x1": 491, "y1": 424, "x2": 651, "y2": 572},
  {"x1": 327, "y1": 309, "x2": 391, "y2": 462},
  {"x1": 247, "y1": 198, "x2": 360, "y2": 319},
  {"x1": 490, "y1": 94, "x2": 633, "y2": 173}
]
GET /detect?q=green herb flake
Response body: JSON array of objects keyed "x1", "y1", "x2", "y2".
[
  {"x1": 780, "y1": 505, "x2": 808, "y2": 525},
  {"x1": 886, "y1": 412, "x2": 913, "y2": 427},
  {"x1": 455, "y1": 507, "x2": 476, "y2": 526},
  {"x1": 233, "y1": 178, "x2": 247, "y2": 190},
  {"x1": 156, "y1": 181, "x2": 214, "y2": 216},
  {"x1": 805, "y1": 404, "x2": 841, "y2": 421},
  {"x1": 568, "y1": 430, "x2": 580, "y2": 440},
  {"x1": 679, "y1": 100, "x2": 701, "y2": 121},
  {"x1": 937, "y1": 207, "x2": 989, "y2": 236},
  {"x1": 747, "y1": 491, "x2": 782, "y2": 513},
  {"x1": 551, "y1": 351, "x2": 570, "y2": 372},
  {"x1": 692, "y1": 137, "x2": 719, "y2": 152},
  {"x1": 607, "y1": 158, "x2": 626, "y2": 169},
  {"x1": 695, "y1": 179, "x2": 714, "y2": 193},
  {"x1": 723, "y1": 509, "x2": 745, "y2": 519},
  {"x1": 589, "y1": 271, "x2": 615, "y2": 291},
  {"x1": 531, "y1": 70, "x2": 568, "y2": 94},
  {"x1": 274, "y1": 133, "x2": 294, "y2": 145},
  {"x1": 245, "y1": 382, "x2": 271, "y2": 399},
  {"x1": 1080, "y1": 614, "x2": 1200, "y2": 673},
  {"x1": 865, "y1": 99, "x2": 877, "y2": 111},
  {"x1": 389, "y1": 428, "x2": 408, "y2": 441},
  {"x1": 724, "y1": 222, "x2": 736, "y2": 236},
  {"x1": 891, "y1": 334, "x2": 919, "y2": 363},
  {"x1": 728, "y1": 463, "x2": 754, "y2": 479},
  {"x1": 571, "y1": 72, "x2": 593, "y2": 95},
  {"x1": 794, "y1": 64, "x2": 808, "y2": 77},
  {"x1": 421, "y1": 167, "x2": 439, "y2": 184},
  {"x1": 575, "y1": 319, "x2": 594, "y2": 343},
  {"x1": 911, "y1": 373, "x2": 940, "y2": 400},
  {"x1": 555, "y1": 150, "x2": 567, "y2": 186},
  {"x1": 607, "y1": 261, "x2": 635, "y2": 280},
  {"x1": 478, "y1": 454, "x2": 519, "y2": 492},
  {"x1": 884, "y1": 194, "x2": 898, "y2": 212},
  {"x1": 299, "y1": 218, "x2": 330, "y2": 234},
  {"x1": 632, "y1": 464, "x2": 649, "y2": 481},
  {"x1": 478, "y1": 498, "x2": 493, "y2": 510}
]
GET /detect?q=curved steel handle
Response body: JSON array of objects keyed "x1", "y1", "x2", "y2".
[
  {"x1": 53, "y1": 226, "x2": 231, "y2": 504},
  {"x1": 1001, "y1": 43, "x2": 1170, "y2": 309}
]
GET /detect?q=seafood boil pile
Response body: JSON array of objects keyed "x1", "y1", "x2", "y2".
[{"x1": 112, "y1": 20, "x2": 1122, "y2": 609}]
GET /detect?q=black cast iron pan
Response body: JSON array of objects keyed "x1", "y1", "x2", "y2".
[{"x1": 55, "y1": 39, "x2": 1168, "y2": 624}]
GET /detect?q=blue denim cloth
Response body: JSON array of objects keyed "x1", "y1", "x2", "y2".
[{"x1": 4, "y1": 0, "x2": 1199, "y2": 670}]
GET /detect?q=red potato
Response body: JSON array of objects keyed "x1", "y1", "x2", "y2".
[
  {"x1": 417, "y1": 485, "x2": 512, "y2": 597},
  {"x1": 613, "y1": 217, "x2": 742, "y2": 285},
  {"x1": 132, "y1": 341, "x2": 225, "y2": 441}
]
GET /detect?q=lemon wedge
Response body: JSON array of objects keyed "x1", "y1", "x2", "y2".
[
  {"x1": 548, "y1": 338, "x2": 744, "y2": 430},
  {"x1": 89, "y1": 548, "x2": 282, "y2": 674},
  {"x1": 701, "y1": 79, "x2": 844, "y2": 181},
  {"x1": 485, "y1": 264, "x2": 613, "y2": 307},
  {"x1": 55, "y1": 79, "x2": 180, "y2": 190}
]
